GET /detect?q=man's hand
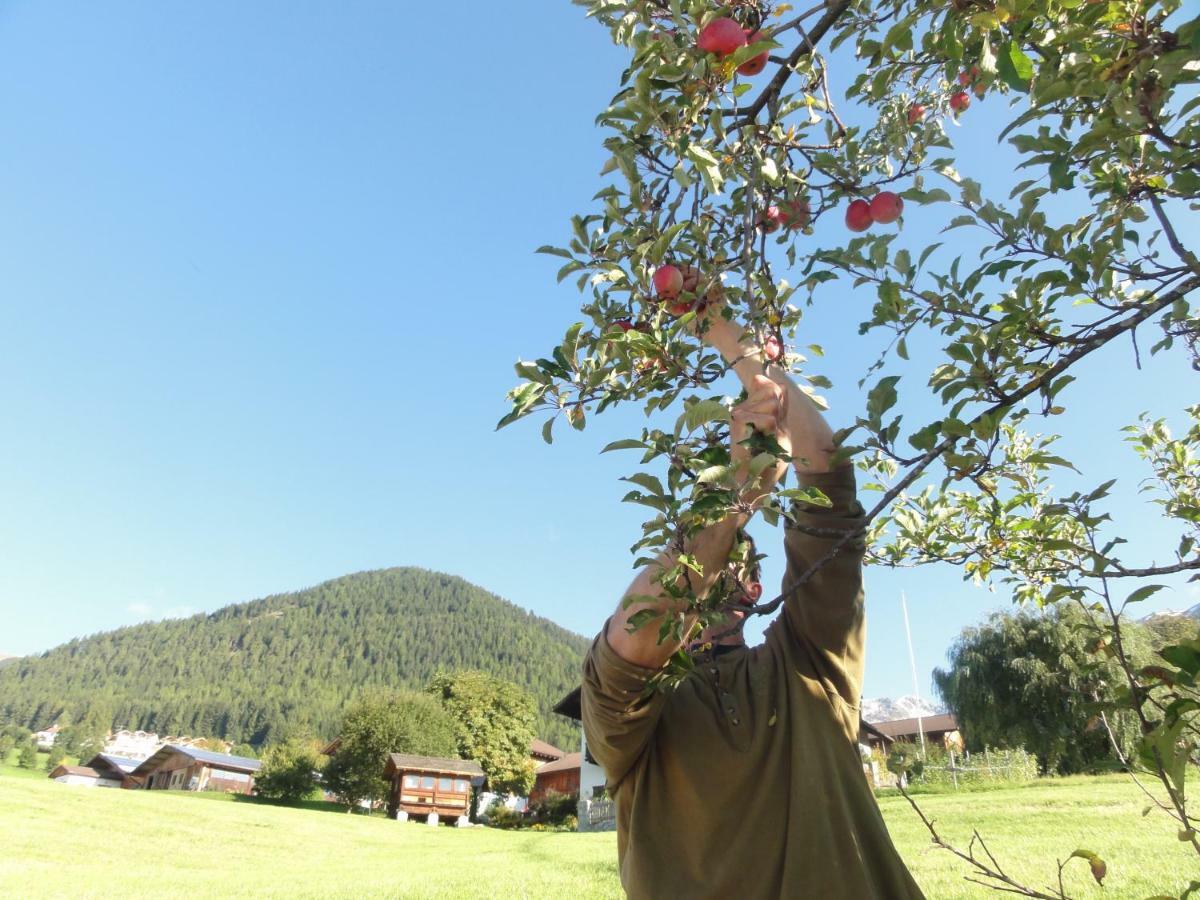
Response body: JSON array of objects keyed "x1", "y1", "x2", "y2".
[
  {"x1": 731, "y1": 375, "x2": 791, "y2": 507},
  {"x1": 693, "y1": 297, "x2": 836, "y2": 476}
]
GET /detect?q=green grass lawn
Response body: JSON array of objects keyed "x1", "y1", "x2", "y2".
[{"x1": 1, "y1": 767, "x2": 1196, "y2": 898}]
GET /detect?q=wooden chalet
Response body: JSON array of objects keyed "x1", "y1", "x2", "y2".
[
  {"x1": 869, "y1": 713, "x2": 962, "y2": 750},
  {"x1": 384, "y1": 753, "x2": 483, "y2": 825},
  {"x1": 131, "y1": 744, "x2": 261, "y2": 794},
  {"x1": 530, "y1": 752, "x2": 581, "y2": 805}
]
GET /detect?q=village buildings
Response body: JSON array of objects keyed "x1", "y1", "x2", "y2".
[{"x1": 103, "y1": 730, "x2": 218, "y2": 761}]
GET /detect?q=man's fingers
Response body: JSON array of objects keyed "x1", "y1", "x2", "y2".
[{"x1": 731, "y1": 404, "x2": 781, "y2": 437}]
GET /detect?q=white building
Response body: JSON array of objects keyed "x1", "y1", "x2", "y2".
[
  {"x1": 48, "y1": 764, "x2": 118, "y2": 787},
  {"x1": 103, "y1": 730, "x2": 162, "y2": 760},
  {"x1": 34, "y1": 724, "x2": 61, "y2": 750},
  {"x1": 552, "y1": 688, "x2": 613, "y2": 832}
]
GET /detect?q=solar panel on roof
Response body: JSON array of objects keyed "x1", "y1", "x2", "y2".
[
  {"x1": 167, "y1": 744, "x2": 262, "y2": 772},
  {"x1": 98, "y1": 754, "x2": 142, "y2": 773}
]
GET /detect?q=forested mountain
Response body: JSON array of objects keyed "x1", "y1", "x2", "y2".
[{"x1": 0, "y1": 568, "x2": 590, "y2": 749}]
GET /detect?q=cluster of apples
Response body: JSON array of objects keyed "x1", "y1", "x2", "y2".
[
  {"x1": 906, "y1": 67, "x2": 983, "y2": 125},
  {"x1": 844, "y1": 191, "x2": 904, "y2": 233},
  {"x1": 757, "y1": 199, "x2": 810, "y2": 234},
  {"x1": 652, "y1": 264, "x2": 704, "y2": 316},
  {"x1": 696, "y1": 17, "x2": 769, "y2": 76}
]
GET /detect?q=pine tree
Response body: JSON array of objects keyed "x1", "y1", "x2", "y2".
[
  {"x1": 44, "y1": 744, "x2": 66, "y2": 772},
  {"x1": 18, "y1": 741, "x2": 38, "y2": 769}
]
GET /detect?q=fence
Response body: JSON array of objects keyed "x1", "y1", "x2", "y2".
[
  {"x1": 576, "y1": 797, "x2": 617, "y2": 832},
  {"x1": 870, "y1": 747, "x2": 1039, "y2": 791}
]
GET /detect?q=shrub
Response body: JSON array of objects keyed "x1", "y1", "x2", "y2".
[
  {"x1": 255, "y1": 739, "x2": 323, "y2": 803},
  {"x1": 528, "y1": 790, "x2": 578, "y2": 827},
  {"x1": 484, "y1": 802, "x2": 525, "y2": 830}
]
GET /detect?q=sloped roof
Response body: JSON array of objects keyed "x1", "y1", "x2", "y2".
[
  {"x1": 869, "y1": 713, "x2": 959, "y2": 738},
  {"x1": 50, "y1": 765, "x2": 99, "y2": 778},
  {"x1": 385, "y1": 754, "x2": 483, "y2": 777},
  {"x1": 131, "y1": 744, "x2": 261, "y2": 777},
  {"x1": 553, "y1": 687, "x2": 582, "y2": 722},
  {"x1": 86, "y1": 753, "x2": 142, "y2": 775},
  {"x1": 536, "y1": 752, "x2": 582, "y2": 776},
  {"x1": 530, "y1": 738, "x2": 564, "y2": 761}
]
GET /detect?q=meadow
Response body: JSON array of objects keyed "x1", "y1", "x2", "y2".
[{"x1": 2, "y1": 763, "x2": 1195, "y2": 898}]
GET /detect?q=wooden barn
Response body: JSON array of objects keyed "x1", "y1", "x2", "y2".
[
  {"x1": 131, "y1": 744, "x2": 261, "y2": 794},
  {"x1": 48, "y1": 764, "x2": 105, "y2": 786},
  {"x1": 529, "y1": 752, "x2": 581, "y2": 805},
  {"x1": 384, "y1": 754, "x2": 483, "y2": 825},
  {"x1": 83, "y1": 753, "x2": 144, "y2": 788}
]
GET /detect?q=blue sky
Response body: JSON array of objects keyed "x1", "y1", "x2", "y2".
[{"x1": 1, "y1": 2, "x2": 1195, "y2": 703}]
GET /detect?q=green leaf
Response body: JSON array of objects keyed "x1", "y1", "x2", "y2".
[
  {"x1": 622, "y1": 472, "x2": 664, "y2": 496},
  {"x1": 602, "y1": 438, "x2": 647, "y2": 454},
  {"x1": 1124, "y1": 584, "x2": 1166, "y2": 606},
  {"x1": 697, "y1": 465, "x2": 733, "y2": 485},
  {"x1": 541, "y1": 417, "x2": 555, "y2": 445},
  {"x1": 1068, "y1": 850, "x2": 1106, "y2": 886},
  {"x1": 625, "y1": 608, "x2": 661, "y2": 632},
  {"x1": 535, "y1": 245, "x2": 574, "y2": 259},
  {"x1": 866, "y1": 376, "x2": 900, "y2": 420},
  {"x1": 678, "y1": 398, "x2": 731, "y2": 433},
  {"x1": 777, "y1": 486, "x2": 832, "y2": 507},
  {"x1": 996, "y1": 40, "x2": 1034, "y2": 92}
]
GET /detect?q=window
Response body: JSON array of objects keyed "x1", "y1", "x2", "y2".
[
  {"x1": 421, "y1": 776, "x2": 435, "y2": 789},
  {"x1": 454, "y1": 779, "x2": 468, "y2": 792},
  {"x1": 438, "y1": 777, "x2": 453, "y2": 791},
  {"x1": 403, "y1": 775, "x2": 419, "y2": 788}
]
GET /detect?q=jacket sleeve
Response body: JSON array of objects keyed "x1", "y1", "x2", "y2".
[
  {"x1": 579, "y1": 620, "x2": 669, "y2": 791},
  {"x1": 773, "y1": 465, "x2": 867, "y2": 723}
]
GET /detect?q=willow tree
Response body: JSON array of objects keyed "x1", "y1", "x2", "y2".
[{"x1": 502, "y1": 0, "x2": 1198, "y2": 894}]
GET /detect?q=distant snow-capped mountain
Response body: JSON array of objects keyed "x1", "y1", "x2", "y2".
[
  {"x1": 862, "y1": 695, "x2": 946, "y2": 724},
  {"x1": 1141, "y1": 602, "x2": 1200, "y2": 624}
]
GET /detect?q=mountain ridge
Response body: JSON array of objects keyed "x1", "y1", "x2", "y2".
[
  {"x1": 0, "y1": 567, "x2": 589, "y2": 749},
  {"x1": 861, "y1": 695, "x2": 946, "y2": 724}
]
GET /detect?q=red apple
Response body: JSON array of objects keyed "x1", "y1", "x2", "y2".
[
  {"x1": 845, "y1": 199, "x2": 873, "y2": 232},
  {"x1": 957, "y1": 66, "x2": 979, "y2": 87},
  {"x1": 615, "y1": 318, "x2": 633, "y2": 332},
  {"x1": 781, "y1": 198, "x2": 810, "y2": 230},
  {"x1": 737, "y1": 30, "x2": 769, "y2": 76},
  {"x1": 907, "y1": 103, "x2": 926, "y2": 125},
  {"x1": 950, "y1": 91, "x2": 970, "y2": 114},
  {"x1": 745, "y1": 582, "x2": 763, "y2": 601},
  {"x1": 764, "y1": 335, "x2": 784, "y2": 362},
  {"x1": 973, "y1": 82, "x2": 986, "y2": 99},
  {"x1": 653, "y1": 264, "x2": 684, "y2": 299},
  {"x1": 697, "y1": 17, "x2": 747, "y2": 58},
  {"x1": 669, "y1": 300, "x2": 694, "y2": 316},
  {"x1": 869, "y1": 191, "x2": 904, "y2": 225},
  {"x1": 757, "y1": 205, "x2": 786, "y2": 233}
]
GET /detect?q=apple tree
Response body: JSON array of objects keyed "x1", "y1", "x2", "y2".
[{"x1": 501, "y1": 0, "x2": 1198, "y2": 893}]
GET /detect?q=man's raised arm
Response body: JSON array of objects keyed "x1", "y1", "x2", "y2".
[
  {"x1": 605, "y1": 375, "x2": 790, "y2": 669},
  {"x1": 699, "y1": 311, "x2": 866, "y2": 721}
]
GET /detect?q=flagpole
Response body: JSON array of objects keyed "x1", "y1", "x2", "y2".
[{"x1": 901, "y1": 591, "x2": 927, "y2": 757}]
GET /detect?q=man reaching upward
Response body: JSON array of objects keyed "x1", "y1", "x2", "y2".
[{"x1": 580, "y1": 311, "x2": 925, "y2": 899}]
